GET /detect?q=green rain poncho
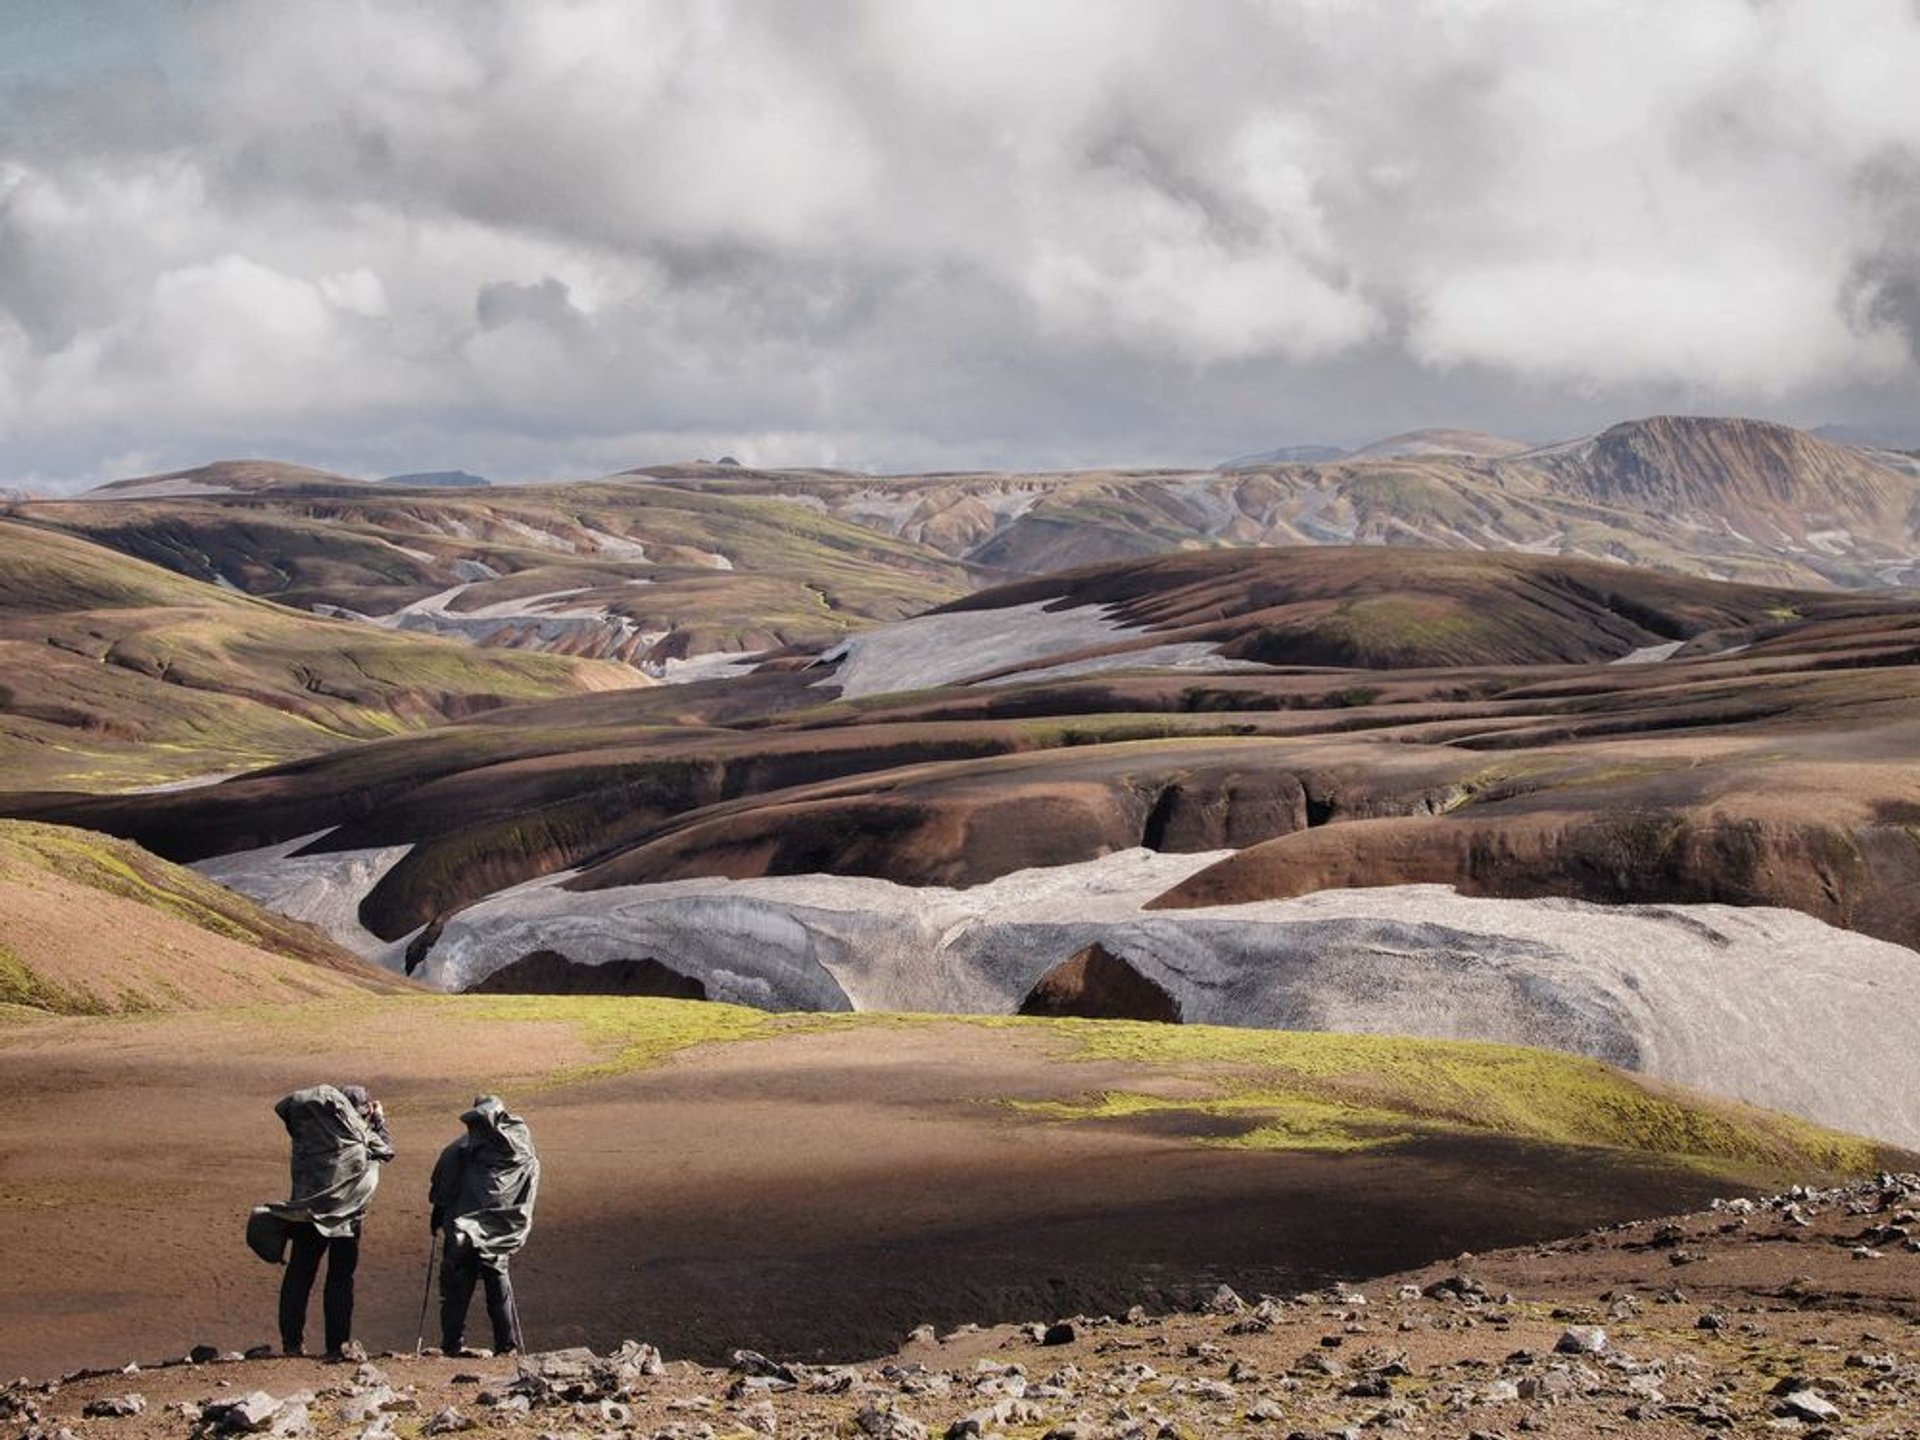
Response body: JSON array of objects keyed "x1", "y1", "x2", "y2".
[
  {"x1": 266, "y1": 1084, "x2": 395, "y2": 1238},
  {"x1": 430, "y1": 1095, "x2": 540, "y2": 1270}
]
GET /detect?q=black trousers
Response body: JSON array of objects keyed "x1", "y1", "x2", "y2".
[
  {"x1": 279, "y1": 1223, "x2": 359, "y2": 1354},
  {"x1": 440, "y1": 1239, "x2": 522, "y2": 1353}
]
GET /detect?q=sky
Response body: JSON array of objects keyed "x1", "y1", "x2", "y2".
[{"x1": 2, "y1": 0, "x2": 1919, "y2": 490}]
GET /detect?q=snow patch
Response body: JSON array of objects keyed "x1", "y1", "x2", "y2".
[
  {"x1": 403, "y1": 851, "x2": 1920, "y2": 1146},
  {"x1": 818, "y1": 599, "x2": 1217, "y2": 698},
  {"x1": 653, "y1": 650, "x2": 764, "y2": 684},
  {"x1": 1611, "y1": 640, "x2": 1685, "y2": 665},
  {"x1": 192, "y1": 831, "x2": 413, "y2": 967}
]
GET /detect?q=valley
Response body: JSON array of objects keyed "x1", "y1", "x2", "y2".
[{"x1": 4, "y1": 413, "x2": 1919, "y2": 1394}]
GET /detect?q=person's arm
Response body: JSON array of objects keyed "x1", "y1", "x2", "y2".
[
  {"x1": 364, "y1": 1100, "x2": 396, "y2": 1163},
  {"x1": 428, "y1": 1141, "x2": 459, "y2": 1230}
]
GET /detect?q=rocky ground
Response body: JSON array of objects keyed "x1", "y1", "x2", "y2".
[{"x1": 11, "y1": 1174, "x2": 1918, "y2": 1440}]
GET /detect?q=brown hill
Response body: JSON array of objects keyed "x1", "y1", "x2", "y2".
[
  {"x1": 1530, "y1": 415, "x2": 1920, "y2": 549},
  {"x1": 658, "y1": 415, "x2": 1920, "y2": 587},
  {"x1": 932, "y1": 546, "x2": 1870, "y2": 671},
  {"x1": 13, "y1": 478, "x2": 969, "y2": 669},
  {"x1": 0, "y1": 519, "x2": 641, "y2": 790},
  {"x1": 0, "y1": 820, "x2": 408, "y2": 1015},
  {"x1": 13, "y1": 547, "x2": 1920, "y2": 956},
  {"x1": 88, "y1": 459, "x2": 366, "y2": 496}
]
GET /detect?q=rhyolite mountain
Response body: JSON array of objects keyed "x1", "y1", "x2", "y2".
[
  {"x1": 9, "y1": 415, "x2": 1920, "y2": 682},
  {"x1": 17, "y1": 465, "x2": 971, "y2": 671}
]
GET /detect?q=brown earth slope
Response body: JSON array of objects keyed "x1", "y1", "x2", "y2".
[
  {"x1": 10, "y1": 469, "x2": 971, "y2": 668},
  {"x1": 14, "y1": 1174, "x2": 1920, "y2": 1439},
  {"x1": 0, "y1": 520, "x2": 643, "y2": 791},
  {"x1": 0, "y1": 820, "x2": 409, "y2": 1014},
  {"x1": 0, "y1": 999, "x2": 1899, "y2": 1377},
  {"x1": 10, "y1": 548, "x2": 1920, "y2": 957}
]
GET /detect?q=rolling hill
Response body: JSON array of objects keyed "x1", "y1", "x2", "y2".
[
  {"x1": 8, "y1": 416, "x2": 1920, "y2": 689},
  {"x1": 13, "y1": 466, "x2": 972, "y2": 670},
  {"x1": 12, "y1": 546, "x2": 1920, "y2": 1143},
  {"x1": 0, "y1": 819, "x2": 408, "y2": 1015},
  {"x1": 661, "y1": 415, "x2": 1920, "y2": 590},
  {"x1": 0, "y1": 519, "x2": 642, "y2": 790}
]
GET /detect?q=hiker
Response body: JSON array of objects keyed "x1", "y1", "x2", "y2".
[
  {"x1": 264, "y1": 1083, "x2": 394, "y2": 1358},
  {"x1": 429, "y1": 1094, "x2": 540, "y2": 1356}
]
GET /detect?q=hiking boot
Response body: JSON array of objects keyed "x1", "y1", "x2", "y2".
[{"x1": 325, "y1": 1340, "x2": 369, "y2": 1363}]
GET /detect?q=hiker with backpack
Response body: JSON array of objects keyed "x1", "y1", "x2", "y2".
[
  {"x1": 429, "y1": 1095, "x2": 540, "y2": 1356},
  {"x1": 254, "y1": 1083, "x2": 394, "y2": 1359}
]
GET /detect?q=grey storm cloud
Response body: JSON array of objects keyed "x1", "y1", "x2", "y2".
[
  {"x1": 2, "y1": 0, "x2": 1920, "y2": 489},
  {"x1": 1848, "y1": 150, "x2": 1920, "y2": 364}
]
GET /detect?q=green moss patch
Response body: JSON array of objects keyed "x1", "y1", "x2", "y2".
[
  {"x1": 446, "y1": 993, "x2": 789, "y2": 1083},
  {"x1": 975, "y1": 1016, "x2": 1879, "y2": 1175},
  {"x1": 0, "y1": 937, "x2": 110, "y2": 1016}
]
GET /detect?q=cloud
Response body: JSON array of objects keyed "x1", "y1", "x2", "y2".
[{"x1": 2, "y1": 0, "x2": 1919, "y2": 487}]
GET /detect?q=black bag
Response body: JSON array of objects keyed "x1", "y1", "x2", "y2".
[{"x1": 246, "y1": 1206, "x2": 292, "y2": 1265}]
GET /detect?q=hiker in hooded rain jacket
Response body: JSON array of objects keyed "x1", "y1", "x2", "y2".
[
  {"x1": 430, "y1": 1094, "x2": 539, "y2": 1355},
  {"x1": 266, "y1": 1083, "x2": 394, "y2": 1357}
]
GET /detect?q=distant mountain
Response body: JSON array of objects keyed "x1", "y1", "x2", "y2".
[
  {"x1": 30, "y1": 415, "x2": 1920, "y2": 684},
  {"x1": 669, "y1": 415, "x2": 1920, "y2": 588},
  {"x1": 380, "y1": 469, "x2": 490, "y2": 488},
  {"x1": 1218, "y1": 442, "x2": 1347, "y2": 468},
  {"x1": 12, "y1": 471, "x2": 971, "y2": 671},
  {"x1": 1220, "y1": 428, "x2": 1531, "y2": 471},
  {"x1": 86, "y1": 459, "x2": 364, "y2": 498},
  {"x1": 1343, "y1": 427, "x2": 1532, "y2": 460}
]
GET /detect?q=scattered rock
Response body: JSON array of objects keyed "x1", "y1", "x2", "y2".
[
  {"x1": 201, "y1": 1391, "x2": 285, "y2": 1433},
  {"x1": 1553, "y1": 1326, "x2": 1607, "y2": 1355},
  {"x1": 335, "y1": 1386, "x2": 409, "y2": 1424},
  {"x1": 1775, "y1": 1389, "x2": 1841, "y2": 1422},
  {"x1": 1203, "y1": 1285, "x2": 1247, "y2": 1315},
  {"x1": 731, "y1": 1350, "x2": 799, "y2": 1384},
  {"x1": 856, "y1": 1403, "x2": 930, "y2": 1440},
  {"x1": 81, "y1": 1394, "x2": 145, "y2": 1418}
]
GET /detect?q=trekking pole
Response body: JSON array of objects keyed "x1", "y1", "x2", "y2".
[{"x1": 414, "y1": 1230, "x2": 438, "y2": 1355}]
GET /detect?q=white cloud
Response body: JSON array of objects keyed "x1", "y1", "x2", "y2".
[{"x1": 1, "y1": 0, "x2": 1918, "y2": 486}]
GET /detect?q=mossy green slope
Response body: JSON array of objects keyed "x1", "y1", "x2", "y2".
[
  {"x1": 0, "y1": 520, "x2": 638, "y2": 791},
  {"x1": 984, "y1": 1017, "x2": 1879, "y2": 1175},
  {"x1": 377, "y1": 998, "x2": 1891, "y2": 1185},
  {"x1": 0, "y1": 819, "x2": 407, "y2": 1015}
]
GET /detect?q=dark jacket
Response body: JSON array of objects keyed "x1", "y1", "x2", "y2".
[
  {"x1": 268, "y1": 1084, "x2": 394, "y2": 1238},
  {"x1": 429, "y1": 1096, "x2": 539, "y2": 1267}
]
